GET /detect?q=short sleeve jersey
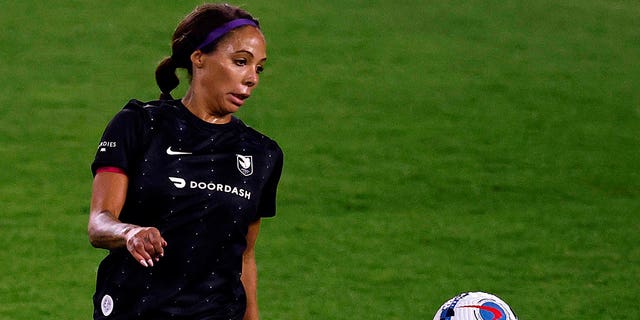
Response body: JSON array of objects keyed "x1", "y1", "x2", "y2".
[{"x1": 91, "y1": 99, "x2": 283, "y2": 320}]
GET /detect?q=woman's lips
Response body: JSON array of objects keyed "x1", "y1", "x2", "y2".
[{"x1": 229, "y1": 93, "x2": 250, "y2": 106}]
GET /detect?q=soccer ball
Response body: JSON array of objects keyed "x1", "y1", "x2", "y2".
[{"x1": 433, "y1": 292, "x2": 518, "y2": 320}]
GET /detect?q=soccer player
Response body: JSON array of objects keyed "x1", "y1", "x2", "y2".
[{"x1": 87, "y1": 4, "x2": 283, "y2": 320}]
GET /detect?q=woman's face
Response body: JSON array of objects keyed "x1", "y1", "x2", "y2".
[{"x1": 192, "y1": 26, "x2": 267, "y2": 119}]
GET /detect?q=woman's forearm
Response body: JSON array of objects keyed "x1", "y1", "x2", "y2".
[{"x1": 88, "y1": 210, "x2": 136, "y2": 249}]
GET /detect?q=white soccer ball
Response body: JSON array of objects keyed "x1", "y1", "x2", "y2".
[{"x1": 433, "y1": 292, "x2": 518, "y2": 320}]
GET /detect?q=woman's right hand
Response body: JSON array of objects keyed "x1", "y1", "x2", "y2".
[{"x1": 124, "y1": 226, "x2": 168, "y2": 267}]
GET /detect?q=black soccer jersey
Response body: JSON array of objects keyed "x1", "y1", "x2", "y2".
[{"x1": 91, "y1": 99, "x2": 283, "y2": 320}]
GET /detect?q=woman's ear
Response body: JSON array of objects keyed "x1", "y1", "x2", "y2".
[{"x1": 190, "y1": 50, "x2": 205, "y2": 68}]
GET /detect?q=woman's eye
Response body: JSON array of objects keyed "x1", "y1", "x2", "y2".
[
  {"x1": 234, "y1": 59, "x2": 247, "y2": 66},
  {"x1": 256, "y1": 65, "x2": 264, "y2": 74}
]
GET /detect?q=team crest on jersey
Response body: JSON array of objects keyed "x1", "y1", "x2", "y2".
[{"x1": 236, "y1": 154, "x2": 253, "y2": 176}]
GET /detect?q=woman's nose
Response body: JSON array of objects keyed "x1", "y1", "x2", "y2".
[{"x1": 243, "y1": 70, "x2": 258, "y2": 87}]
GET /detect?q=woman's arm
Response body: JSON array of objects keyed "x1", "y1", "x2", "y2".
[
  {"x1": 242, "y1": 219, "x2": 262, "y2": 320},
  {"x1": 88, "y1": 171, "x2": 166, "y2": 267}
]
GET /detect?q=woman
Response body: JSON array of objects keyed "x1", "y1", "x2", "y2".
[{"x1": 88, "y1": 4, "x2": 283, "y2": 320}]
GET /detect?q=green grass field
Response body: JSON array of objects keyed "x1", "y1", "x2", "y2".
[{"x1": 1, "y1": 0, "x2": 639, "y2": 319}]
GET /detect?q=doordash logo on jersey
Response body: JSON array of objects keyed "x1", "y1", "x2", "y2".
[{"x1": 169, "y1": 177, "x2": 251, "y2": 200}]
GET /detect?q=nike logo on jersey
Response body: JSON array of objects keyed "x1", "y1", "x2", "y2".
[{"x1": 166, "y1": 147, "x2": 193, "y2": 155}]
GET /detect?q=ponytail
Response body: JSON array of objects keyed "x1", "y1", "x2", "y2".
[{"x1": 155, "y1": 56, "x2": 179, "y2": 100}]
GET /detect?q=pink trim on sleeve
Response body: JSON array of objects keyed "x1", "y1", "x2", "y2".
[{"x1": 96, "y1": 166, "x2": 127, "y2": 175}]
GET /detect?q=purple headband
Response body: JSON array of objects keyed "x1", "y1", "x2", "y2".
[{"x1": 196, "y1": 18, "x2": 258, "y2": 50}]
